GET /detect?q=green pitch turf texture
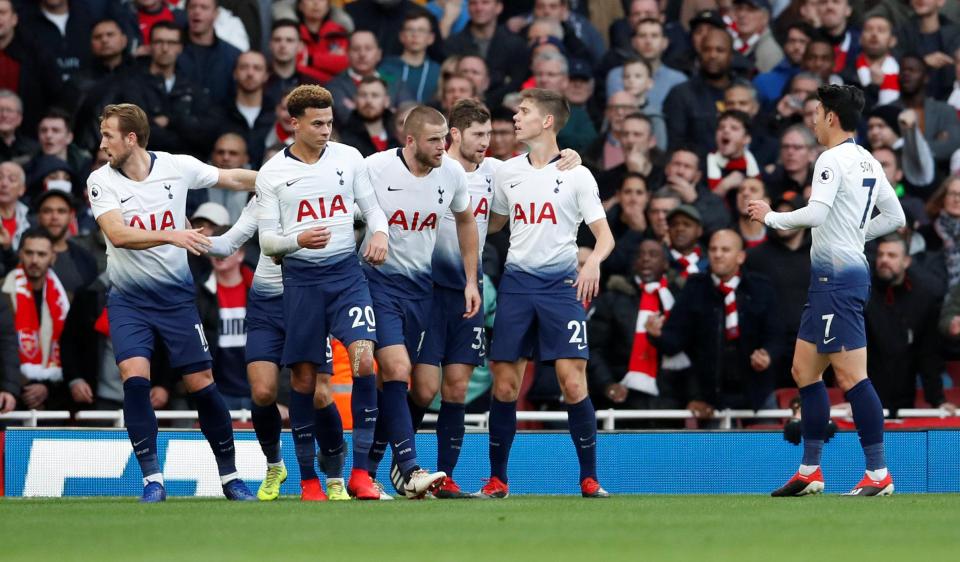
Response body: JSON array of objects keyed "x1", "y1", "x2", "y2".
[{"x1": 1, "y1": 495, "x2": 958, "y2": 561}]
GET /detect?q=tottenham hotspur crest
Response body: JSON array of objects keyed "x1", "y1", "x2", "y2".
[
  {"x1": 438, "y1": 186, "x2": 444, "y2": 204},
  {"x1": 555, "y1": 177, "x2": 563, "y2": 193},
  {"x1": 163, "y1": 183, "x2": 173, "y2": 199},
  {"x1": 336, "y1": 169, "x2": 344, "y2": 185}
]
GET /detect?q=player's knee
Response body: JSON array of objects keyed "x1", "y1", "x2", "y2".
[
  {"x1": 354, "y1": 353, "x2": 375, "y2": 376},
  {"x1": 492, "y1": 376, "x2": 520, "y2": 401},
  {"x1": 313, "y1": 381, "x2": 333, "y2": 408},
  {"x1": 250, "y1": 383, "x2": 277, "y2": 406},
  {"x1": 790, "y1": 363, "x2": 805, "y2": 385},
  {"x1": 559, "y1": 378, "x2": 588, "y2": 403},
  {"x1": 181, "y1": 370, "x2": 214, "y2": 393},
  {"x1": 381, "y1": 358, "x2": 412, "y2": 382},
  {"x1": 440, "y1": 378, "x2": 468, "y2": 404},
  {"x1": 290, "y1": 368, "x2": 317, "y2": 393}
]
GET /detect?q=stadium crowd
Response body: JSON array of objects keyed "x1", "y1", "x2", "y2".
[{"x1": 1, "y1": 0, "x2": 960, "y2": 427}]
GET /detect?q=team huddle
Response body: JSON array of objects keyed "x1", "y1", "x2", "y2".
[{"x1": 89, "y1": 81, "x2": 902, "y2": 502}]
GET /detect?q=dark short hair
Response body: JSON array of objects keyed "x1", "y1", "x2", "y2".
[
  {"x1": 19, "y1": 226, "x2": 55, "y2": 248},
  {"x1": 357, "y1": 75, "x2": 388, "y2": 91},
  {"x1": 619, "y1": 171, "x2": 647, "y2": 191},
  {"x1": 667, "y1": 145, "x2": 701, "y2": 165},
  {"x1": 402, "y1": 9, "x2": 434, "y2": 29},
  {"x1": 41, "y1": 107, "x2": 73, "y2": 130},
  {"x1": 634, "y1": 17, "x2": 664, "y2": 33},
  {"x1": 490, "y1": 106, "x2": 514, "y2": 123},
  {"x1": 520, "y1": 88, "x2": 570, "y2": 131},
  {"x1": 877, "y1": 232, "x2": 909, "y2": 254},
  {"x1": 448, "y1": 98, "x2": 490, "y2": 132},
  {"x1": 622, "y1": 111, "x2": 652, "y2": 129},
  {"x1": 150, "y1": 20, "x2": 183, "y2": 42},
  {"x1": 271, "y1": 18, "x2": 300, "y2": 35},
  {"x1": 785, "y1": 21, "x2": 815, "y2": 39},
  {"x1": 817, "y1": 84, "x2": 865, "y2": 132},
  {"x1": 717, "y1": 109, "x2": 752, "y2": 134}
]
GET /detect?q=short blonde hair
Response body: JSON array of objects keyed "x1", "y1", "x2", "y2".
[{"x1": 101, "y1": 104, "x2": 150, "y2": 147}]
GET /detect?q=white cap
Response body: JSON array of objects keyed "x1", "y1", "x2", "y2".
[{"x1": 191, "y1": 202, "x2": 230, "y2": 226}]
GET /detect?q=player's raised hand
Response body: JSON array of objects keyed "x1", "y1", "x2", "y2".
[
  {"x1": 297, "y1": 226, "x2": 331, "y2": 249},
  {"x1": 170, "y1": 228, "x2": 211, "y2": 255},
  {"x1": 463, "y1": 282, "x2": 481, "y2": 319},
  {"x1": 556, "y1": 148, "x2": 582, "y2": 171},
  {"x1": 574, "y1": 255, "x2": 601, "y2": 305},
  {"x1": 746, "y1": 199, "x2": 772, "y2": 224},
  {"x1": 363, "y1": 231, "x2": 388, "y2": 265}
]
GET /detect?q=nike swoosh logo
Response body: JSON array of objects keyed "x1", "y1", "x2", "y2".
[
  {"x1": 823, "y1": 337, "x2": 836, "y2": 344},
  {"x1": 133, "y1": 438, "x2": 148, "y2": 447},
  {"x1": 578, "y1": 344, "x2": 587, "y2": 350},
  {"x1": 120, "y1": 196, "x2": 134, "y2": 204},
  {"x1": 218, "y1": 439, "x2": 231, "y2": 445},
  {"x1": 579, "y1": 436, "x2": 593, "y2": 442},
  {"x1": 286, "y1": 178, "x2": 303, "y2": 186},
  {"x1": 292, "y1": 425, "x2": 311, "y2": 432},
  {"x1": 363, "y1": 408, "x2": 377, "y2": 413},
  {"x1": 395, "y1": 439, "x2": 410, "y2": 446},
  {"x1": 509, "y1": 183, "x2": 520, "y2": 188},
  {"x1": 387, "y1": 186, "x2": 403, "y2": 191}
]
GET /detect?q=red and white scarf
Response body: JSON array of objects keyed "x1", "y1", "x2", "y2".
[
  {"x1": 734, "y1": 32, "x2": 760, "y2": 55},
  {"x1": 623, "y1": 277, "x2": 674, "y2": 395},
  {"x1": 670, "y1": 247, "x2": 702, "y2": 278},
  {"x1": 833, "y1": 31, "x2": 852, "y2": 73},
  {"x1": 11, "y1": 266, "x2": 69, "y2": 381},
  {"x1": 712, "y1": 273, "x2": 740, "y2": 340},
  {"x1": 707, "y1": 150, "x2": 760, "y2": 192},
  {"x1": 856, "y1": 54, "x2": 899, "y2": 105}
]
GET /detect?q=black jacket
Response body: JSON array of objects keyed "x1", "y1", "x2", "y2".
[
  {"x1": 897, "y1": 14, "x2": 960, "y2": 100},
  {"x1": 866, "y1": 273, "x2": 946, "y2": 414},
  {"x1": 17, "y1": 2, "x2": 95, "y2": 86},
  {"x1": 346, "y1": 0, "x2": 444, "y2": 60},
  {"x1": 0, "y1": 295, "x2": 19, "y2": 397},
  {"x1": 662, "y1": 75, "x2": 727, "y2": 157},
  {"x1": 338, "y1": 110, "x2": 400, "y2": 158},
  {"x1": 220, "y1": 99, "x2": 275, "y2": 168},
  {"x1": 0, "y1": 34, "x2": 63, "y2": 136},
  {"x1": 651, "y1": 271, "x2": 780, "y2": 409},
  {"x1": 745, "y1": 234, "x2": 811, "y2": 339},
  {"x1": 177, "y1": 37, "x2": 241, "y2": 105},
  {"x1": 444, "y1": 25, "x2": 529, "y2": 107}
]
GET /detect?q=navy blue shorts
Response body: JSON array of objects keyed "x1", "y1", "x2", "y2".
[
  {"x1": 107, "y1": 292, "x2": 212, "y2": 371},
  {"x1": 488, "y1": 288, "x2": 589, "y2": 362},
  {"x1": 797, "y1": 285, "x2": 869, "y2": 353},
  {"x1": 245, "y1": 290, "x2": 285, "y2": 366},
  {"x1": 281, "y1": 270, "x2": 377, "y2": 367},
  {"x1": 418, "y1": 285, "x2": 485, "y2": 367},
  {"x1": 367, "y1": 281, "x2": 432, "y2": 363}
]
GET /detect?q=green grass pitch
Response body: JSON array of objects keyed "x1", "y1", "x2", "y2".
[{"x1": 1, "y1": 495, "x2": 958, "y2": 561}]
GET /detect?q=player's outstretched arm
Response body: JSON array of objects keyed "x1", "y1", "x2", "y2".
[
  {"x1": 748, "y1": 199, "x2": 830, "y2": 230},
  {"x1": 97, "y1": 209, "x2": 211, "y2": 254},
  {"x1": 453, "y1": 207, "x2": 481, "y2": 318},
  {"x1": 216, "y1": 168, "x2": 258, "y2": 191},
  {"x1": 556, "y1": 148, "x2": 582, "y2": 171},
  {"x1": 487, "y1": 212, "x2": 508, "y2": 234},
  {"x1": 208, "y1": 200, "x2": 258, "y2": 257},
  {"x1": 575, "y1": 218, "x2": 615, "y2": 305},
  {"x1": 865, "y1": 178, "x2": 906, "y2": 241}
]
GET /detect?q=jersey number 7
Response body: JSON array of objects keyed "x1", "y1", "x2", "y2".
[{"x1": 859, "y1": 178, "x2": 876, "y2": 229}]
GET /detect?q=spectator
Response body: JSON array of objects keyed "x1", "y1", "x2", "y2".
[
  {"x1": 816, "y1": 0, "x2": 858, "y2": 75},
  {"x1": 263, "y1": 93, "x2": 295, "y2": 149},
  {"x1": 222, "y1": 51, "x2": 273, "y2": 167},
  {"x1": 132, "y1": 0, "x2": 185, "y2": 53},
  {"x1": 456, "y1": 54, "x2": 490, "y2": 103},
  {"x1": 27, "y1": 109, "x2": 91, "y2": 189},
  {"x1": 899, "y1": 0, "x2": 960, "y2": 101},
  {"x1": 123, "y1": 21, "x2": 219, "y2": 159},
  {"x1": 763, "y1": 124, "x2": 815, "y2": 201},
  {"x1": 588, "y1": 239, "x2": 687, "y2": 414},
  {"x1": 707, "y1": 110, "x2": 762, "y2": 202},
  {"x1": 890, "y1": 54, "x2": 960, "y2": 166},
  {"x1": 425, "y1": 0, "x2": 468, "y2": 40},
  {"x1": 801, "y1": 33, "x2": 841, "y2": 87},
  {"x1": 864, "y1": 106, "x2": 937, "y2": 194},
  {"x1": 444, "y1": 0, "x2": 528, "y2": 107},
  {"x1": 339, "y1": 75, "x2": 399, "y2": 157},
  {"x1": 919, "y1": 175, "x2": 960, "y2": 292},
  {"x1": 17, "y1": 0, "x2": 95, "y2": 85},
  {"x1": 605, "y1": 17, "x2": 687, "y2": 122},
  {"x1": 488, "y1": 106, "x2": 520, "y2": 160},
  {"x1": 25, "y1": 154, "x2": 79, "y2": 211},
  {"x1": 196, "y1": 226, "x2": 254, "y2": 409},
  {"x1": 663, "y1": 147, "x2": 729, "y2": 237},
  {"x1": 753, "y1": 21, "x2": 814, "y2": 110},
  {"x1": 438, "y1": 71, "x2": 476, "y2": 115},
  {"x1": 616, "y1": 58, "x2": 667, "y2": 150},
  {"x1": 528, "y1": 54, "x2": 594, "y2": 153},
  {"x1": 769, "y1": 71, "x2": 821, "y2": 137},
  {"x1": 609, "y1": 0, "x2": 688, "y2": 71},
  {"x1": 204, "y1": 133, "x2": 251, "y2": 223},
  {"x1": 0, "y1": 90, "x2": 38, "y2": 164},
  {"x1": 744, "y1": 196, "x2": 811, "y2": 388},
  {"x1": 665, "y1": 204, "x2": 707, "y2": 286},
  {"x1": 723, "y1": 81, "x2": 778, "y2": 168},
  {"x1": 188, "y1": 200, "x2": 231, "y2": 282},
  {"x1": 647, "y1": 229, "x2": 780, "y2": 419},
  {"x1": 297, "y1": 0, "x2": 352, "y2": 83},
  {"x1": 646, "y1": 187, "x2": 680, "y2": 245},
  {"x1": 379, "y1": 11, "x2": 441, "y2": 105},
  {"x1": 0, "y1": 161, "x2": 29, "y2": 269},
  {"x1": 1, "y1": 228, "x2": 70, "y2": 409},
  {"x1": 346, "y1": 0, "x2": 442, "y2": 60},
  {"x1": 734, "y1": 177, "x2": 769, "y2": 248},
  {"x1": 264, "y1": 19, "x2": 319, "y2": 107},
  {"x1": 732, "y1": 0, "x2": 783, "y2": 74},
  {"x1": 326, "y1": 30, "x2": 384, "y2": 127},
  {"x1": 850, "y1": 14, "x2": 899, "y2": 109},
  {"x1": 585, "y1": 90, "x2": 637, "y2": 171},
  {"x1": 869, "y1": 234, "x2": 953, "y2": 416},
  {"x1": 0, "y1": 0, "x2": 61, "y2": 135},
  {"x1": 872, "y1": 146, "x2": 928, "y2": 232},
  {"x1": 34, "y1": 190, "x2": 97, "y2": 295},
  {"x1": 597, "y1": 113, "x2": 663, "y2": 204},
  {"x1": 600, "y1": 173, "x2": 654, "y2": 277},
  {"x1": 527, "y1": 0, "x2": 604, "y2": 65},
  {"x1": 663, "y1": 27, "x2": 734, "y2": 157},
  {"x1": 0, "y1": 291, "x2": 18, "y2": 412},
  {"x1": 178, "y1": 0, "x2": 242, "y2": 105}
]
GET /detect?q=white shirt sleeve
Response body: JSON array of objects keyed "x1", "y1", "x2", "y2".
[
  {"x1": 764, "y1": 200, "x2": 831, "y2": 230},
  {"x1": 353, "y1": 159, "x2": 389, "y2": 234},
  {"x1": 255, "y1": 170, "x2": 300, "y2": 256},
  {"x1": 491, "y1": 166, "x2": 510, "y2": 216},
  {"x1": 173, "y1": 154, "x2": 220, "y2": 190},
  {"x1": 209, "y1": 198, "x2": 258, "y2": 257},
  {"x1": 865, "y1": 175, "x2": 906, "y2": 241},
  {"x1": 809, "y1": 151, "x2": 841, "y2": 208},
  {"x1": 449, "y1": 167, "x2": 470, "y2": 214},
  {"x1": 575, "y1": 167, "x2": 606, "y2": 225},
  {"x1": 87, "y1": 176, "x2": 120, "y2": 220}
]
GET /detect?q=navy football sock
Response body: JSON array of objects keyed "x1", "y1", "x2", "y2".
[
  {"x1": 382, "y1": 380, "x2": 419, "y2": 478},
  {"x1": 567, "y1": 397, "x2": 598, "y2": 481},
  {"x1": 436, "y1": 400, "x2": 466, "y2": 477},
  {"x1": 192, "y1": 383, "x2": 238, "y2": 479},
  {"x1": 289, "y1": 389, "x2": 318, "y2": 481},
  {"x1": 351, "y1": 374, "x2": 377, "y2": 471},
  {"x1": 799, "y1": 381, "x2": 830, "y2": 467},
  {"x1": 123, "y1": 377, "x2": 161, "y2": 482},
  {"x1": 368, "y1": 390, "x2": 389, "y2": 479},
  {"x1": 488, "y1": 398, "x2": 517, "y2": 483},
  {"x1": 408, "y1": 394, "x2": 428, "y2": 431},
  {"x1": 251, "y1": 401, "x2": 282, "y2": 464},
  {"x1": 314, "y1": 403, "x2": 345, "y2": 479},
  {"x1": 846, "y1": 379, "x2": 886, "y2": 471}
]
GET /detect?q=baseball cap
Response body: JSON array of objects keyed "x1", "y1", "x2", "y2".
[
  {"x1": 667, "y1": 204, "x2": 702, "y2": 225},
  {"x1": 191, "y1": 202, "x2": 230, "y2": 227},
  {"x1": 569, "y1": 59, "x2": 593, "y2": 80},
  {"x1": 689, "y1": 10, "x2": 726, "y2": 32},
  {"x1": 34, "y1": 188, "x2": 76, "y2": 212},
  {"x1": 733, "y1": 0, "x2": 772, "y2": 11}
]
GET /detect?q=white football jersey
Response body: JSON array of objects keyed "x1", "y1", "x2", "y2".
[
  {"x1": 361, "y1": 149, "x2": 469, "y2": 295},
  {"x1": 808, "y1": 139, "x2": 896, "y2": 288},
  {"x1": 256, "y1": 142, "x2": 371, "y2": 266},
  {"x1": 432, "y1": 156, "x2": 501, "y2": 289},
  {"x1": 491, "y1": 155, "x2": 605, "y2": 288},
  {"x1": 87, "y1": 151, "x2": 219, "y2": 306},
  {"x1": 222, "y1": 198, "x2": 283, "y2": 297}
]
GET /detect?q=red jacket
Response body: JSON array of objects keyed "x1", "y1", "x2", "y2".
[{"x1": 299, "y1": 19, "x2": 349, "y2": 83}]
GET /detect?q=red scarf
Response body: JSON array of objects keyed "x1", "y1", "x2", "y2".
[
  {"x1": 833, "y1": 31, "x2": 851, "y2": 73},
  {"x1": 12, "y1": 265, "x2": 69, "y2": 381},
  {"x1": 274, "y1": 121, "x2": 292, "y2": 145},
  {"x1": 624, "y1": 276, "x2": 675, "y2": 396},
  {"x1": 706, "y1": 150, "x2": 760, "y2": 192},
  {"x1": 855, "y1": 54, "x2": 899, "y2": 105},
  {"x1": 670, "y1": 247, "x2": 702, "y2": 278},
  {"x1": 713, "y1": 273, "x2": 740, "y2": 340}
]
